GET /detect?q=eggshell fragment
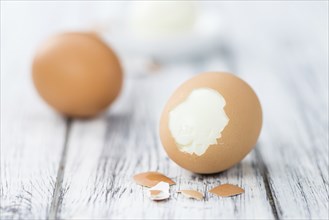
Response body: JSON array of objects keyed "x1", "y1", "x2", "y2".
[
  {"x1": 133, "y1": 171, "x2": 176, "y2": 187},
  {"x1": 147, "y1": 182, "x2": 170, "y2": 201},
  {"x1": 209, "y1": 184, "x2": 244, "y2": 197},
  {"x1": 178, "y1": 190, "x2": 203, "y2": 200},
  {"x1": 149, "y1": 190, "x2": 162, "y2": 196}
]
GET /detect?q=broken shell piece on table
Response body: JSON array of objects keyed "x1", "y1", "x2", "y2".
[
  {"x1": 178, "y1": 189, "x2": 204, "y2": 200},
  {"x1": 133, "y1": 171, "x2": 175, "y2": 187},
  {"x1": 209, "y1": 184, "x2": 245, "y2": 197},
  {"x1": 147, "y1": 181, "x2": 170, "y2": 201}
]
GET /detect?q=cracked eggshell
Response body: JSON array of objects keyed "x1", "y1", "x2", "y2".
[
  {"x1": 133, "y1": 171, "x2": 175, "y2": 187},
  {"x1": 178, "y1": 190, "x2": 203, "y2": 200},
  {"x1": 159, "y1": 72, "x2": 262, "y2": 174},
  {"x1": 209, "y1": 184, "x2": 245, "y2": 197},
  {"x1": 147, "y1": 182, "x2": 170, "y2": 201}
]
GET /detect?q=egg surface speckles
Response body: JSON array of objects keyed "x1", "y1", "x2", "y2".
[{"x1": 159, "y1": 72, "x2": 262, "y2": 174}]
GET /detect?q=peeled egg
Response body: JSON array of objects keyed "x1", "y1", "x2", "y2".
[
  {"x1": 32, "y1": 32, "x2": 122, "y2": 117},
  {"x1": 159, "y1": 72, "x2": 262, "y2": 174}
]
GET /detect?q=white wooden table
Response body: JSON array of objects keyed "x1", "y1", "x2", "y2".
[{"x1": 1, "y1": 1, "x2": 328, "y2": 219}]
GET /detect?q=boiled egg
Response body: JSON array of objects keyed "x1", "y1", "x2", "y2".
[
  {"x1": 159, "y1": 72, "x2": 262, "y2": 174},
  {"x1": 32, "y1": 32, "x2": 123, "y2": 117}
]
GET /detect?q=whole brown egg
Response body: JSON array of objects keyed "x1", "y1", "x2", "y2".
[
  {"x1": 32, "y1": 32, "x2": 123, "y2": 117},
  {"x1": 159, "y1": 72, "x2": 262, "y2": 174}
]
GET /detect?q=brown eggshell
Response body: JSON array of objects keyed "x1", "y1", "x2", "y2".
[
  {"x1": 159, "y1": 72, "x2": 262, "y2": 174},
  {"x1": 209, "y1": 184, "x2": 245, "y2": 197},
  {"x1": 133, "y1": 171, "x2": 176, "y2": 187},
  {"x1": 32, "y1": 32, "x2": 123, "y2": 117},
  {"x1": 178, "y1": 190, "x2": 204, "y2": 200},
  {"x1": 149, "y1": 190, "x2": 162, "y2": 196}
]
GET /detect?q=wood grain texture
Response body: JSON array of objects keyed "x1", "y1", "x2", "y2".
[
  {"x1": 234, "y1": 7, "x2": 329, "y2": 219},
  {"x1": 229, "y1": 4, "x2": 329, "y2": 218},
  {"x1": 1, "y1": 1, "x2": 328, "y2": 219},
  {"x1": 0, "y1": 74, "x2": 67, "y2": 219},
  {"x1": 56, "y1": 63, "x2": 275, "y2": 219},
  {"x1": 56, "y1": 3, "x2": 328, "y2": 219},
  {"x1": 237, "y1": 47, "x2": 329, "y2": 219}
]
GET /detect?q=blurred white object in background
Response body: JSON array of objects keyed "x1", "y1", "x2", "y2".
[
  {"x1": 129, "y1": 1, "x2": 197, "y2": 38},
  {"x1": 102, "y1": 1, "x2": 224, "y2": 63}
]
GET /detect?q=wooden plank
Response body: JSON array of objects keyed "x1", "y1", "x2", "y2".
[
  {"x1": 231, "y1": 5, "x2": 329, "y2": 218},
  {"x1": 1, "y1": 1, "x2": 327, "y2": 219},
  {"x1": 239, "y1": 57, "x2": 329, "y2": 219},
  {"x1": 0, "y1": 73, "x2": 67, "y2": 219},
  {"x1": 1, "y1": 4, "x2": 69, "y2": 218},
  {"x1": 57, "y1": 61, "x2": 274, "y2": 219}
]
